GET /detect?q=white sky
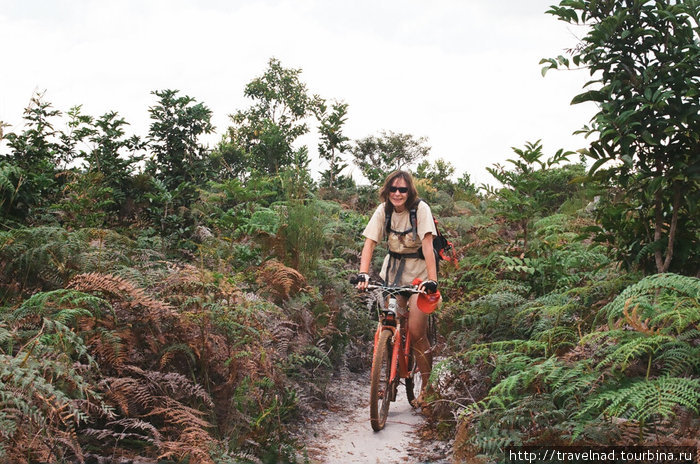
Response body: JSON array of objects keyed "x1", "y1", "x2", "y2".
[{"x1": 0, "y1": 0, "x2": 596, "y2": 186}]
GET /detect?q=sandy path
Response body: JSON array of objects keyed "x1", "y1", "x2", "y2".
[{"x1": 299, "y1": 371, "x2": 450, "y2": 464}]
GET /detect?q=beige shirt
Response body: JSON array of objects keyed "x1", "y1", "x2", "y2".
[{"x1": 362, "y1": 201, "x2": 437, "y2": 286}]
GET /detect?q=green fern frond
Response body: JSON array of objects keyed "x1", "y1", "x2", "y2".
[
  {"x1": 601, "y1": 273, "x2": 700, "y2": 324},
  {"x1": 580, "y1": 377, "x2": 700, "y2": 424},
  {"x1": 649, "y1": 298, "x2": 700, "y2": 334},
  {"x1": 677, "y1": 329, "x2": 700, "y2": 342},
  {"x1": 488, "y1": 280, "x2": 531, "y2": 296},
  {"x1": 533, "y1": 213, "x2": 569, "y2": 235},
  {"x1": 0, "y1": 226, "x2": 88, "y2": 289},
  {"x1": 533, "y1": 325, "x2": 578, "y2": 353},
  {"x1": 0, "y1": 324, "x2": 11, "y2": 351},
  {"x1": 515, "y1": 292, "x2": 573, "y2": 320},
  {"x1": 554, "y1": 372, "x2": 599, "y2": 405},
  {"x1": 473, "y1": 291, "x2": 527, "y2": 311},
  {"x1": 160, "y1": 342, "x2": 198, "y2": 367},
  {"x1": 597, "y1": 334, "x2": 674, "y2": 372},
  {"x1": 467, "y1": 339, "x2": 547, "y2": 363},
  {"x1": 656, "y1": 345, "x2": 700, "y2": 376},
  {"x1": 488, "y1": 357, "x2": 557, "y2": 401},
  {"x1": 11, "y1": 289, "x2": 108, "y2": 322},
  {"x1": 287, "y1": 345, "x2": 332, "y2": 371}
]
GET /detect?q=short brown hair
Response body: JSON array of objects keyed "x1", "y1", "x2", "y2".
[{"x1": 379, "y1": 170, "x2": 419, "y2": 209}]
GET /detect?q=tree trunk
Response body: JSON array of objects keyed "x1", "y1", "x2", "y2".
[{"x1": 654, "y1": 183, "x2": 680, "y2": 273}]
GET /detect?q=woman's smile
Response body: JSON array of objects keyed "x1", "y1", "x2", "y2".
[{"x1": 390, "y1": 179, "x2": 408, "y2": 212}]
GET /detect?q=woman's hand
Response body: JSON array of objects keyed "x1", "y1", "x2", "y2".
[
  {"x1": 419, "y1": 279, "x2": 438, "y2": 294},
  {"x1": 355, "y1": 272, "x2": 370, "y2": 290}
]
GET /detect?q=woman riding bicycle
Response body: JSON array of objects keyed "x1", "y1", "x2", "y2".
[{"x1": 355, "y1": 170, "x2": 439, "y2": 406}]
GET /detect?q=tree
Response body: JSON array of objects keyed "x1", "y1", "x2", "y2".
[
  {"x1": 1, "y1": 92, "x2": 65, "y2": 217},
  {"x1": 85, "y1": 112, "x2": 144, "y2": 217},
  {"x1": 486, "y1": 141, "x2": 572, "y2": 250},
  {"x1": 415, "y1": 158, "x2": 456, "y2": 194},
  {"x1": 454, "y1": 172, "x2": 479, "y2": 200},
  {"x1": 60, "y1": 105, "x2": 95, "y2": 168},
  {"x1": 147, "y1": 89, "x2": 214, "y2": 193},
  {"x1": 351, "y1": 131, "x2": 430, "y2": 186},
  {"x1": 542, "y1": 0, "x2": 700, "y2": 273},
  {"x1": 318, "y1": 101, "x2": 351, "y2": 189},
  {"x1": 220, "y1": 58, "x2": 324, "y2": 176}
]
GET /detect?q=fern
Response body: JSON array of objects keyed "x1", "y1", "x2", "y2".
[
  {"x1": 533, "y1": 325, "x2": 578, "y2": 354},
  {"x1": 488, "y1": 357, "x2": 556, "y2": 400},
  {"x1": 286, "y1": 345, "x2": 331, "y2": 374},
  {"x1": 649, "y1": 297, "x2": 700, "y2": 334},
  {"x1": 0, "y1": 162, "x2": 22, "y2": 211},
  {"x1": 468, "y1": 339, "x2": 547, "y2": 360},
  {"x1": 83, "y1": 417, "x2": 163, "y2": 446},
  {"x1": 655, "y1": 344, "x2": 700, "y2": 376},
  {"x1": 0, "y1": 315, "x2": 108, "y2": 462},
  {"x1": 545, "y1": 360, "x2": 600, "y2": 405},
  {"x1": 600, "y1": 273, "x2": 700, "y2": 324},
  {"x1": 597, "y1": 334, "x2": 675, "y2": 373},
  {"x1": 11, "y1": 289, "x2": 109, "y2": 322},
  {"x1": 69, "y1": 272, "x2": 175, "y2": 321},
  {"x1": 256, "y1": 259, "x2": 308, "y2": 303},
  {"x1": 580, "y1": 377, "x2": 700, "y2": 424},
  {"x1": 533, "y1": 213, "x2": 569, "y2": 235},
  {"x1": 0, "y1": 226, "x2": 90, "y2": 290}
]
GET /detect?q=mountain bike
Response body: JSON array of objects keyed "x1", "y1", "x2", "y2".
[{"x1": 351, "y1": 277, "x2": 438, "y2": 431}]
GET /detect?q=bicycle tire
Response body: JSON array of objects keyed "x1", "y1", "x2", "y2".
[{"x1": 370, "y1": 329, "x2": 393, "y2": 431}]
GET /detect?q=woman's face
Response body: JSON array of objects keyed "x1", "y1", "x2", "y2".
[{"x1": 389, "y1": 177, "x2": 409, "y2": 212}]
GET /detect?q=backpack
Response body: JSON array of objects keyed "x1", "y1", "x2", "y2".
[{"x1": 383, "y1": 199, "x2": 458, "y2": 269}]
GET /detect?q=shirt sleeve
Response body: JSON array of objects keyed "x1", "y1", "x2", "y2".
[
  {"x1": 416, "y1": 201, "x2": 437, "y2": 240},
  {"x1": 362, "y1": 203, "x2": 386, "y2": 243}
]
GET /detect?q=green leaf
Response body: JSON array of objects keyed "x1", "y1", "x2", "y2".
[
  {"x1": 588, "y1": 157, "x2": 610, "y2": 174},
  {"x1": 641, "y1": 131, "x2": 657, "y2": 145},
  {"x1": 571, "y1": 90, "x2": 606, "y2": 105}
]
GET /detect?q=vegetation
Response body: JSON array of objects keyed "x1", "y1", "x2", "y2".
[{"x1": 0, "y1": 2, "x2": 698, "y2": 462}]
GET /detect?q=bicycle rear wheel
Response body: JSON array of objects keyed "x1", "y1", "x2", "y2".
[{"x1": 370, "y1": 329, "x2": 394, "y2": 431}]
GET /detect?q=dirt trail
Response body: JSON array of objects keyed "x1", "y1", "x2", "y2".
[{"x1": 299, "y1": 370, "x2": 451, "y2": 463}]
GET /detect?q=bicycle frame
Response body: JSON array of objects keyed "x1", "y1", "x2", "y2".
[{"x1": 372, "y1": 294, "x2": 415, "y2": 386}]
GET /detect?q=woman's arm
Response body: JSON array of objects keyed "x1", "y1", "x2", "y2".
[
  {"x1": 358, "y1": 238, "x2": 377, "y2": 289},
  {"x1": 421, "y1": 233, "x2": 438, "y2": 282}
]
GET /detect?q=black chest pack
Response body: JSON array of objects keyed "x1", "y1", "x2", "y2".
[{"x1": 383, "y1": 199, "x2": 457, "y2": 270}]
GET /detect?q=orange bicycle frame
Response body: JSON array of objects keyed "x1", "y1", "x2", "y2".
[{"x1": 372, "y1": 319, "x2": 412, "y2": 384}]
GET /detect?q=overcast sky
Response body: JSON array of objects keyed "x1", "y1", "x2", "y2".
[{"x1": 0, "y1": 0, "x2": 596, "y2": 186}]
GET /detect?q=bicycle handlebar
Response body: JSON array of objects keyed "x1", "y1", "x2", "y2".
[{"x1": 349, "y1": 276, "x2": 425, "y2": 294}]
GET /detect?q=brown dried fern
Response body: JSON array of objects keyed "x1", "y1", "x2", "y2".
[
  {"x1": 69, "y1": 272, "x2": 175, "y2": 321},
  {"x1": 101, "y1": 366, "x2": 215, "y2": 463},
  {"x1": 256, "y1": 259, "x2": 308, "y2": 302}
]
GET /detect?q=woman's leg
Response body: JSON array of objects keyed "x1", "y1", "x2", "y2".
[{"x1": 408, "y1": 294, "x2": 431, "y2": 391}]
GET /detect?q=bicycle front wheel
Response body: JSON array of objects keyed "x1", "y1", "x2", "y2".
[{"x1": 370, "y1": 329, "x2": 393, "y2": 431}]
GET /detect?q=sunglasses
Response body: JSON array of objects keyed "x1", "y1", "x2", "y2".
[{"x1": 389, "y1": 186, "x2": 409, "y2": 193}]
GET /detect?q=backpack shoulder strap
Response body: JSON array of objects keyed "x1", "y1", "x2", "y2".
[
  {"x1": 384, "y1": 202, "x2": 393, "y2": 240},
  {"x1": 409, "y1": 199, "x2": 422, "y2": 241}
]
